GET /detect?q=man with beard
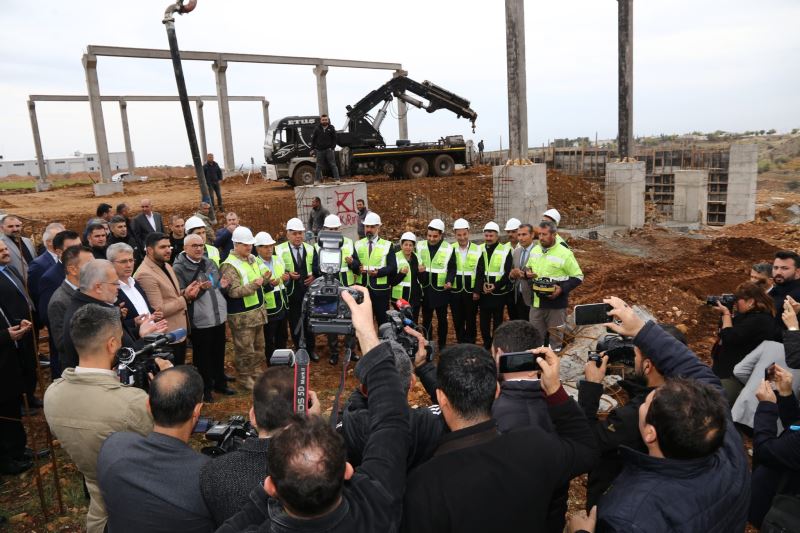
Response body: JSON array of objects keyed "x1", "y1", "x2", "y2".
[
  {"x1": 417, "y1": 219, "x2": 455, "y2": 352},
  {"x1": 108, "y1": 216, "x2": 143, "y2": 267},
  {"x1": 770, "y1": 251, "x2": 800, "y2": 331},
  {"x1": 86, "y1": 223, "x2": 108, "y2": 260},
  {"x1": 576, "y1": 324, "x2": 687, "y2": 509}
]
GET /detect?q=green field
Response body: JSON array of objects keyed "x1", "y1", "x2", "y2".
[{"x1": 0, "y1": 178, "x2": 93, "y2": 191}]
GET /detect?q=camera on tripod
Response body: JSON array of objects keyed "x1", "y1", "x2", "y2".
[
  {"x1": 116, "y1": 328, "x2": 185, "y2": 390},
  {"x1": 379, "y1": 300, "x2": 434, "y2": 361}
]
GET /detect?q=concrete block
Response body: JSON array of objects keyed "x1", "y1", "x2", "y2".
[
  {"x1": 492, "y1": 163, "x2": 548, "y2": 225},
  {"x1": 672, "y1": 170, "x2": 708, "y2": 223},
  {"x1": 726, "y1": 144, "x2": 757, "y2": 225},
  {"x1": 35, "y1": 181, "x2": 52, "y2": 192},
  {"x1": 93, "y1": 181, "x2": 124, "y2": 196},
  {"x1": 604, "y1": 161, "x2": 645, "y2": 228},
  {"x1": 294, "y1": 182, "x2": 367, "y2": 242}
]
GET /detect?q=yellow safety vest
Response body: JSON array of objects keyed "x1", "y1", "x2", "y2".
[
  {"x1": 354, "y1": 237, "x2": 392, "y2": 289},
  {"x1": 481, "y1": 243, "x2": 512, "y2": 295},
  {"x1": 222, "y1": 254, "x2": 265, "y2": 313},
  {"x1": 416, "y1": 240, "x2": 453, "y2": 290},
  {"x1": 275, "y1": 241, "x2": 315, "y2": 297},
  {"x1": 205, "y1": 244, "x2": 220, "y2": 266},
  {"x1": 392, "y1": 251, "x2": 414, "y2": 301},
  {"x1": 452, "y1": 242, "x2": 481, "y2": 292},
  {"x1": 258, "y1": 255, "x2": 287, "y2": 316},
  {"x1": 525, "y1": 242, "x2": 583, "y2": 307}
]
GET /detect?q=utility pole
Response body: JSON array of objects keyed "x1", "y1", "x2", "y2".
[
  {"x1": 504, "y1": 0, "x2": 529, "y2": 163},
  {"x1": 618, "y1": 0, "x2": 634, "y2": 160}
]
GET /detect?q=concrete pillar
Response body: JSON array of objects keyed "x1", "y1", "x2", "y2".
[
  {"x1": 617, "y1": 0, "x2": 634, "y2": 159},
  {"x1": 393, "y1": 69, "x2": 409, "y2": 140},
  {"x1": 27, "y1": 101, "x2": 49, "y2": 189},
  {"x1": 504, "y1": 0, "x2": 530, "y2": 163},
  {"x1": 196, "y1": 99, "x2": 207, "y2": 160},
  {"x1": 313, "y1": 65, "x2": 329, "y2": 116},
  {"x1": 119, "y1": 99, "x2": 135, "y2": 175},
  {"x1": 492, "y1": 163, "x2": 548, "y2": 224},
  {"x1": 672, "y1": 170, "x2": 708, "y2": 223},
  {"x1": 294, "y1": 182, "x2": 367, "y2": 242},
  {"x1": 83, "y1": 54, "x2": 112, "y2": 182},
  {"x1": 212, "y1": 60, "x2": 235, "y2": 171},
  {"x1": 605, "y1": 161, "x2": 645, "y2": 228},
  {"x1": 262, "y1": 100, "x2": 270, "y2": 135},
  {"x1": 725, "y1": 144, "x2": 758, "y2": 225}
]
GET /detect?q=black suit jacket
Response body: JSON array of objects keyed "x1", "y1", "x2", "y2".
[
  {"x1": 132, "y1": 212, "x2": 165, "y2": 246},
  {"x1": 27, "y1": 252, "x2": 56, "y2": 305},
  {"x1": 37, "y1": 261, "x2": 66, "y2": 326},
  {"x1": 0, "y1": 269, "x2": 36, "y2": 390},
  {"x1": 117, "y1": 282, "x2": 154, "y2": 337}
]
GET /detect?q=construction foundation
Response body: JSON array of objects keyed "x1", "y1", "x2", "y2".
[
  {"x1": 605, "y1": 161, "x2": 645, "y2": 229},
  {"x1": 93, "y1": 182, "x2": 124, "y2": 197},
  {"x1": 672, "y1": 170, "x2": 708, "y2": 223},
  {"x1": 294, "y1": 182, "x2": 367, "y2": 242},
  {"x1": 492, "y1": 163, "x2": 548, "y2": 226}
]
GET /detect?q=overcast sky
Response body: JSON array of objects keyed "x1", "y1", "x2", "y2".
[{"x1": 1, "y1": 0, "x2": 798, "y2": 167}]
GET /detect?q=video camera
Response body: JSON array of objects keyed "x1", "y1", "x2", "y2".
[
  {"x1": 378, "y1": 299, "x2": 434, "y2": 362},
  {"x1": 201, "y1": 415, "x2": 257, "y2": 457},
  {"x1": 116, "y1": 328, "x2": 185, "y2": 390},
  {"x1": 706, "y1": 294, "x2": 735, "y2": 309},
  {"x1": 588, "y1": 334, "x2": 636, "y2": 367}
]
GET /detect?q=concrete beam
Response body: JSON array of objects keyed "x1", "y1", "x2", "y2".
[
  {"x1": 30, "y1": 94, "x2": 265, "y2": 103},
  {"x1": 118, "y1": 99, "x2": 135, "y2": 176},
  {"x1": 313, "y1": 65, "x2": 329, "y2": 116},
  {"x1": 504, "y1": 0, "x2": 530, "y2": 163},
  {"x1": 617, "y1": 0, "x2": 634, "y2": 159},
  {"x1": 86, "y1": 45, "x2": 402, "y2": 71},
  {"x1": 393, "y1": 70, "x2": 409, "y2": 140},
  {"x1": 27, "y1": 101, "x2": 48, "y2": 183},
  {"x1": 196, "y1": 100, "x2": 207, "y2": 160},
  {"x1": 212, "y1": 60, "x2": 235, "y2": 170},
  {"x1": 83, "y1": 54, "x2": 112, "y2": 182}
]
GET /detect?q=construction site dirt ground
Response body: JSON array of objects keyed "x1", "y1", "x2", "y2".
[{"x1": 0, "y1": 164, "x2": 788, "y2": 531}]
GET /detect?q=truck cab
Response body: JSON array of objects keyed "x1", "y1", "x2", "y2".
[{"x1": 264, "y1": 116, "x2": 319, "y2": 183}]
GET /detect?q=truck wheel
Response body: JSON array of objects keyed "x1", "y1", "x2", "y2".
[
  {"x1": 382, "y1": 161, "x2": 397, "y2": 177},
  {"x1": 433, "y1": 154, "x2": 455, "y2": 177},
  {"x1": 291, "y1": 164, "x2": 316, "y2": 186},
  {"x1": 403, "y1": 157, "x2": 429, "y2": 180}
]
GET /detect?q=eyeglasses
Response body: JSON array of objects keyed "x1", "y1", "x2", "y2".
[
  {"x1": 113, "y1": 259, "x2": 135, "y2": 264},
  {"x1": 187, "y1": 244, "x2": 204, "y2": 248},
  {"x1": 101, "y1": 280, "x2": 121, "y2": 287}
]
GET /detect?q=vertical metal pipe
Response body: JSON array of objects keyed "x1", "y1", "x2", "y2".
[{"x1": 618, "y1": 0, "x2": 634, "y2": 159}]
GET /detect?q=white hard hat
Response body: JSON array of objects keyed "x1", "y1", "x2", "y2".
[
  {"x1": 542, "y1": 209, "x2": 561, "y2": 225},
  {"x1": 504, "y1": 217, "x2": 521, "y2": 231},
  {"x1": 400, "y1": 231, "x2": 417, "y2": 243},
  {"x1": 428, "y1": 218, "x2": 445, "y2": 232},
  {"x1": 483, "y1": 221, "x2": 500, "y2": 233},
  {"x1": 364, "y1": 212, "x2": 382, "y2": 225},
  {"x1": 232, "y1": 226, "x2": 255, "y2": 245},
  {"x1": 286, "y1": 217, "x2": 305, "y2": 231},
  {"x1": 184, "y1": 216, "x2": 206, "y2": 234},
  {"x1": 254, "y1": 231, "x2": 276, "y2": 246},
  {"x1": 453, "y1": 218, "x2": 470, "y2": 230},
  {"x1": 323, "y1": 214, "x2": 342, "y2": 228}
]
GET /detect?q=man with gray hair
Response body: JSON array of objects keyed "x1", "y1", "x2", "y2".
[
  {"x1": 44, "y1": 304, "x2": 170, "y2": 533},
  {"x1": 107, "y1": 243, "x2": 162, "y2": 338},
  {"x1": 0, "y1": 214, "x2": 37, "y2": 283}
]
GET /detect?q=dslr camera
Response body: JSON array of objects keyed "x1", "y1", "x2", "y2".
[
  {"x1": 116, "y1": 329, "x2": 184, "y2": 390},
  {"x1": 305, "y1": 231, "x2": 363, "y2": 335},
  {"x1": 378, "y1": 301, "x2": 434, "y2": 361},
  {"x1": 202, "y1": 415, "x2": 257, "y2": 457},
  {"x1": 706, "y1": 294, "x2": 735, "y2": 309}
]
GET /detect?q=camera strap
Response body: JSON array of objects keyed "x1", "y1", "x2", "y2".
[
  {"x1": 293, "y1": 349, "x2": 310, "y2": 414},
  {"x1": 329, "y1": 335, "x2": 354, "y2": 429}
]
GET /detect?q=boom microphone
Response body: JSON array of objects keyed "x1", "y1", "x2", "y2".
[{"x1": 135, "y1": 328, "x2": 187, "y2": 357}]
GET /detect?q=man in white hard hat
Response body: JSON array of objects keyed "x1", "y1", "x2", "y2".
[
  {"x1": 475, "y1": 221, "x2": 513, "y2": 349},
  {"x1": 355, "y1": 212, "x2": 396, "y2": 325},
  {"x1": 275, "y1": 218, "x2": 320, "y2": 361},
  {"x1": 391, "y1": 232, "x2": 422, "y2": 319},
  {"x1": 541, "y1": 208, "x2": 569, "y2": 248},
  {"x1": 450, "y1": 218, "x2": 481, "y2": 344},
  {"x1": 317, "y1": 214, "x2": 361, "y2": 364},
  {"x1": 219, "y1": 226, "x2": 269, "y2": 390},
  {"x1": 417, "y1": 218, "x2": 456, "y2": 352},
  {"x1": 184, "y1": 216, "x2": 221, "y2": 266},
  {"x1": 253, "y1": 232, "x2": 289, "y2": 364},
  {"x1": 504, "y1": 218, "x2": 521, "y2": 250}
]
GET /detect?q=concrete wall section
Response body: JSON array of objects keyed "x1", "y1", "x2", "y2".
[
  {"x1": 295, "y1": 182, "x2": 367, "y2": 242},
  {"x1": 673, "y1": 170, "x2": 708, "y2": 223},
  {"x1": 492, "y1": 163, "x2": 547, "y2": 225},
  {"x1": 605, "y1": 161, "x2": 645, "y2": 228},
  {"x1": 725, "y1": 143, "x2": 757, "y2": 225}
]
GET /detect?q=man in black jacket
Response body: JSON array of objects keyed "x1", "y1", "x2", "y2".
[
  {"x1": 310, "y1": 114, "x2": 339, "y2": 183},
  {"x1": 771, "y1": 250, "x2": 800, "y2": 331},
  {"x1": 402, "y1": 342, "x2": 598, "y2": 533},
  {"x1": 216, "y1": 287, "x2": 410, "y2": 533},
  {"x1": 418, "y1": 219, "x2": 456, "y2": 352},
  {"x1": 203, "y1": 153, "x2": 224, "y2": 210}
]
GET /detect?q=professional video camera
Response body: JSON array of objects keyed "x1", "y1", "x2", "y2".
[
  {"x1": 588, "y1": 333, "x2": 636, "y2": 367},
  {"x1": 201, "y1": 415, "x2": 257, "y2": 457},
  {"x1": 706, "y1": 294, "x2": 735, "y2": 309},
  {"x1": 378, "y1": 299, "x2": 434, "y2": 361},
  {"x1": 116, "y1": 328, "x2": 185, "y2": 390},
  {"x1": 304, "y1": 230, "x2": 363, "y2": 335}
]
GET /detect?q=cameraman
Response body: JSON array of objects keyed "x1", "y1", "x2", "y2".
[
  {"x1": 217, "y1": 285, "x2": 410, "y2": 532},
  {"x1": 43, "y1": 304, "x2": 170, "y2": 533},
  {"x1": 577, "y1": 323, "x2": 686, "y2": 509}
]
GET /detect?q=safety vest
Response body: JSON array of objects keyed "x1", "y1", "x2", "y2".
[
  {"x1": 205, "y1": 244, "x2": 220, "y2": 266},
  {"x1": 525, "y1": 242, "x2": 584, "y2": 307},
  {"x1": 452, "y1": 242, "x2": 481, "y2": 292},
  {"x1": 354, "y1": 237, "x2": 392, "y2": 290},
  {"x1": 315, "y1": 237, "x2": 356, "y2": 286},
  {"x1": 275, "y1": 241, "x2": 315, "y2": 297},
  {"x1": 416, "y1": 241, "x2": 453, "y2": 290},
  {"x1": 481, "y1": 242, "x2": 512, "y2": 295},
  {"x1": 258, "y1": 255, "x2": 287, "y2": 316},
  {"x1": 222, "y1": 254, "x2": 265, "y2": 314},
  {"x1": 392, "y1": 251, "x2": 414, "y2": 301}
]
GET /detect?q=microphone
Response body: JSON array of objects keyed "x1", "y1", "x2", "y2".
[
  {"x1": 394, "y1": 299, "x2": 417, "y2": 327},
  {"x1": 135, "y1": 328, "x2": 187, "y2": 357}
]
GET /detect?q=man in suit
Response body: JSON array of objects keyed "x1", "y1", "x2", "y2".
[
  {"x1": 132, "y1": 199, "x2": 165, "y2": 246},
  {"x1": 37, "y1": 231, "x2": 83, "y2": 328},
  {"x1": 509, "y1": 223, "x2": 536, "y2": 323},
  {"x1": 107, "y1": 243, "x2": 162, "y2": 340},
  {"x1": 0, "y1": 215, "x2": 37, "y2": 284},
  {"x1": 26, "y1": 222, "x2": 64, "y2": 313},
  {"x1": 108, "y1": 215, "x2": 143, "y2": 267},
  {"x1": 97, "y1": 365, "x2": 215, "y2": 533},
  {"x1": 47, "y1": 246, "x2": 94, "y2": 378},
  {"x1": 134, "y1": 233, "x2": 200, "y2": 365}
]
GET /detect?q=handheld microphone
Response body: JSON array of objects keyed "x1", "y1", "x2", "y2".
[
  {"x1": 395, "y1": 299, "x2": 417, "y2": 327},
  {"x1": 135, "y1": 328, "x2": 187, "y2": 357}
]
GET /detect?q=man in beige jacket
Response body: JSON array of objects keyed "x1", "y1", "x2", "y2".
[{"x1": 44, "y1": 304, "x2": 171, "y2": 533}]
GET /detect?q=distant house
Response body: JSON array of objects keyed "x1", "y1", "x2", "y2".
[{"x1": 0, "y1": 151, "x2": 131, "y2": 178}]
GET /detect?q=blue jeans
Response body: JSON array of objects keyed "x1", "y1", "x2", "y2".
[{"x1": 314, "y1": 149, "x2": 340, "y2": 181}]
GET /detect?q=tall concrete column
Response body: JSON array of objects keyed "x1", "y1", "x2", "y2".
[
  {"x1": 313, "y1": 65, "x2": 329, "y2": 116},
  {"x1": 212, "y1": 60, "x2": 235, "y2": 171},
  {"x1": 617, "y1": 0, "x2": 634, "y2": 159},
  {"x1": 673, "y1": 169, "x2": 708, "y2": 224},
  {"x1": 393, "y1": 69, "x2": 409, "y2": 140},
  {"x1": 83, "y1": 54, "x2": 112, "y2": 182},
  {"x1": 605, "y1": 161, "x2": 645, "y2": 228},
  {"x1": 27, "y1": 101, "x2": 48, "y2": 188},
  {"x1": 119, "y1": 99, "x2": 135, "y2": 175},
  {"x1": 262, "y1": 100, "x2": 270, "y2": 135},
  {"x1": 504, "y1": 0, "x2": 529, "y2": 163},
  {"x1": 196, "y1": 99, "x2": 207, "y2": 160}
]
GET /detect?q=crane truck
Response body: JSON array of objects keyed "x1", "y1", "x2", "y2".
[{"x1": 263, "y1": 75, "x2": 478, "y2": 186}]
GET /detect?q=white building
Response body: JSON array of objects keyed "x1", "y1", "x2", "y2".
[{"x1": 0, "y1": 152, "x2": 131, "y2": 178}]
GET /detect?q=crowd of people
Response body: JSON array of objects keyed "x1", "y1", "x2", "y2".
[{"x1": 0, "y1": 190, "x2": 799, "y2": 532}]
